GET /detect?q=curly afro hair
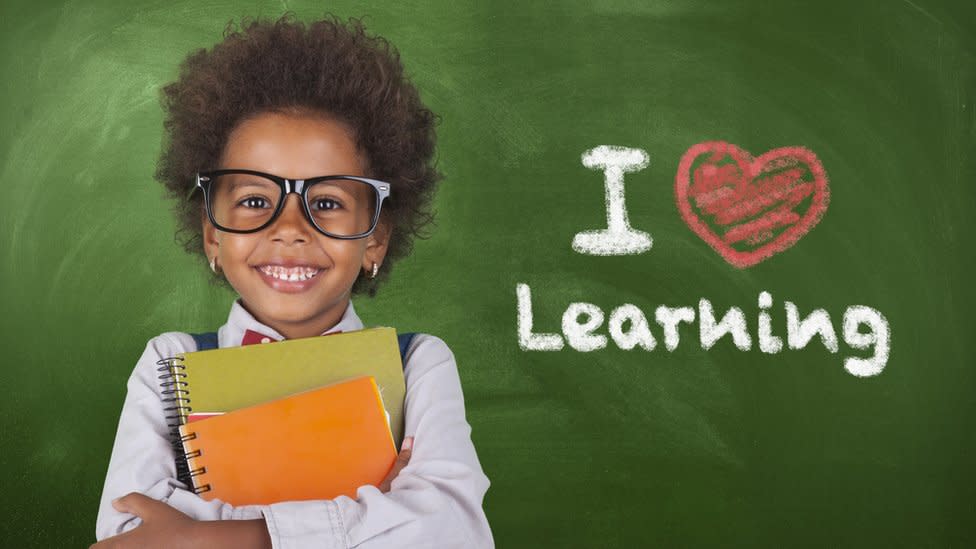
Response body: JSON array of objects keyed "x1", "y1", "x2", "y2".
[{"x1": 156, "y1": 15, "x2": 441, "y2": 297}]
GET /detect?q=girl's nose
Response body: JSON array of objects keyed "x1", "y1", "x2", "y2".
[{"x1": 269, "y1": 194, "x2": 312, "y2": 243}]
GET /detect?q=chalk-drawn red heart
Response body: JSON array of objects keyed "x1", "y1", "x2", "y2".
[{"x1": 675, "y1": 141, "x2": 829, "y2": 268}]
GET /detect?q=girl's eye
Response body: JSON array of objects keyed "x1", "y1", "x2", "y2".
[
  {"x1": 239, "y1": 196, "x2": 272, "y2": 209},
  {"x1": 311, "y1": 198, "x2": 342, "y2": 211}
]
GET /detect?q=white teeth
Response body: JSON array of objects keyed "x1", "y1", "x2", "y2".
[{"x1": 259, "y1": 265, "x2": 321, "y2": 281}]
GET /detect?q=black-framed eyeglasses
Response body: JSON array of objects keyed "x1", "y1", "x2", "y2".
[{"x1": 194, "y1": 169, "x2": 391, "y2": 239}]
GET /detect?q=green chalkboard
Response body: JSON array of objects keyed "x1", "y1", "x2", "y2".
[{"x1": 1, "y1": 1, "x2": 974, "y2": 547}]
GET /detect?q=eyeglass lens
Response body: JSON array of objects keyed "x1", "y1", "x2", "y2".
[{"x1": 209, "y1": 173, "x2": 378, "y2": 236}]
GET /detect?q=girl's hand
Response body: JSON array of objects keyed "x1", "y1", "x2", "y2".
[
  {"x1": 91, "y1": 494, "x2": 271, "y2": 549},
  {"x1": 378, "y1": 436, "x2": 414, "y2": 493},
  {"x1": 90, "y1": 493, "x2": 198, "y2": 549}
]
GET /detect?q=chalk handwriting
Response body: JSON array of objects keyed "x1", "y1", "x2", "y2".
[
  {"x1": 572, "y1": 146, "x2": 653, "y2": 255},
  {"x1": 532, "y1": 144, "x2": 888, "y2": 377},
  {"x1": 516, "y1": 283, "x2": 891, "y2": 377}
]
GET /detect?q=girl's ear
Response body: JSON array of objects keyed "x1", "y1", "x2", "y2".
[
  {"x1": 202, "y1": 210, "x2": 220, "y2": 260},
  {"x1": 363, "y1": 221, "x2": 392, "y2": 270}
]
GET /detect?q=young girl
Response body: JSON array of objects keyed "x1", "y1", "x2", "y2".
[{"x1": 93, "y1": 15, "x2": 493, "y2": 549}]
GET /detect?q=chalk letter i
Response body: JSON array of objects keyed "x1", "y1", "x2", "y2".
[{"x1": 572, "y1": 145, "x2": 652, "y2": 255}]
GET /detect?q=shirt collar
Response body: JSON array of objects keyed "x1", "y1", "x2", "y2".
[{"x1": 216, "y1": 298, "x2": 364, "y2": 348}]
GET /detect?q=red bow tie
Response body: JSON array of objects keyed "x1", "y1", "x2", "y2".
[{"x1": 241, "y1": 329, "x2": 343, "y2": 346}]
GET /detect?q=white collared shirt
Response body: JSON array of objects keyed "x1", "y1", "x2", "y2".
[{"x1": 95, "y1": 299, "x2": 494, "y2": 548}]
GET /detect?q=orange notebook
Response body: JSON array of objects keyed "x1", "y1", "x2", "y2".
[{"x1": 177, "y1": 376, "x2": 397, "y2": 506}]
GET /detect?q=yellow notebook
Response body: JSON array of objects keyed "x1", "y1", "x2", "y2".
[
  {"x1": 158, "y1": 327, "x2": 407, "y2": 483},
  {"x1": 178, "y1": 375, "x2": 398, "y2": 505}
]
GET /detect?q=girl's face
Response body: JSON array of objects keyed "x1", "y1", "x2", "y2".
[{"x1": 202, "y1": 112, "x2": 390, "y2": 339}]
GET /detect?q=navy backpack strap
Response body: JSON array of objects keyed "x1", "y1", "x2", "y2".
[
  {"x1": 397, "y1": 332, "x2": 418, "y2": 369},
  {"x1": 189, "y1": 331, "x2": 219, "y2": 351}
]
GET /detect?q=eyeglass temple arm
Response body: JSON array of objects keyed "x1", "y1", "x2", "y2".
[{"x1": 190, "y1": 173, "x2": 389, "y2": 200}]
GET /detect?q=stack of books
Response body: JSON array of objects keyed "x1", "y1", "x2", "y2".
[{"x1": 158, "y1": 327, "x2": 406, "y2": 506}]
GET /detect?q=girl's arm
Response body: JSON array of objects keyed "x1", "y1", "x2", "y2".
[
  {"x1": 254, "y1": 334, "x2": 493, "y2": 548},
  {"x1": 93, "y1": 443, "x2": 414, "y2": 549},
  {"x1": 97, "y1": 333, "x2": 493, "y2": 548},
  {"x1": 96, "y1": 333, "x2": 269, "y2": 539}
]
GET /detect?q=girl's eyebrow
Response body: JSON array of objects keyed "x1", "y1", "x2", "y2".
[{"x1": 224, "y1": 178, "x2": 275, "y2": 191}]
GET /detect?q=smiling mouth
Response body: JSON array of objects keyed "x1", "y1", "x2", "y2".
[{"x1": 257, "y1": 265, "x2": 323, "y2": 282}]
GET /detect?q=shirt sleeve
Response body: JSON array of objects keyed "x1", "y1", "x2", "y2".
[
  {"x1": 95, "y1": 333, "x2": 494, "y2": 549},
  {"x1": 95, "y1": 334, "x2": 267, "y2": 541}
]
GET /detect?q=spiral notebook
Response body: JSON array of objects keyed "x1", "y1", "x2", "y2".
[
  {"x1": 156, "y1": 327, "x2": 407, "y2": 485},
  {"x1": 178, "y1": 375, "x2": 397, "y2": 505}
]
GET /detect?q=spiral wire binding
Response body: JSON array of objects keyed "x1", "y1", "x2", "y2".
[
  {"x1": 176, "y1": 431, "x2": 212, "y2": 494},
  {"x1": 157, "y1": 356, "x2": 196, "y2": 488}
]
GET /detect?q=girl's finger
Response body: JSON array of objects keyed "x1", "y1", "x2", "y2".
[{"x1": 111, "y1": 493, "x2": 149, "y2": 515}]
